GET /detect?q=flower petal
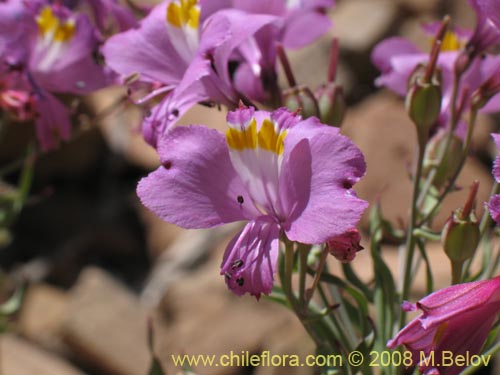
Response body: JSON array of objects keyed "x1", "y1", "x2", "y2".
[
  {"x1": 102, "y1": 2, "x2": 187, "y2": 84},
  {"x1": 371, "y1": 37, "x2": 420, "y2": 73},
  {"x1": 142, "y1": 56, "x2": 212, "y2": 147},
  {"x1": 137, "y1": 125, "x2": 259, "y2": 228},
  {"x1": 221, "y1": 217, "x2": 280, "y2": 298},
  {"x1": 489, "y1": 194, "x2": 500, "y2": 225},
  {"x1": 282, "y1": 120, "x2": 368, "y2": 244},
  {"x1": 34, "y1": 90, "x2": 71, "y2": 152}
]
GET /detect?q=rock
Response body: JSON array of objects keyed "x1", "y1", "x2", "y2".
[
  {"x1": 397, "y1": 0, "x2": 438, "y2": 14},
  {"x1": 62, "y1": 267, "x2": 151, "y2": 375},
  {"x1": 90, "y1": 87, "x2": 228, "y2": 171},
  {"x1": 136, "y1": 203, "x2": 184, "y2": 259},
  {"x1": 1, "y1": 334, "x2": 86, "y2": 375},
  {"x1": 17, "y1": 284, "x2": 68, "y2": 353},
  {"x1": 332, "y1": 0, "x2": 399, "y2": 53}
]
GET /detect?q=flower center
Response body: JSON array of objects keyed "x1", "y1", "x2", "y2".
[
  {"x1": 34, "y1": 6, "x2": 76, "y2": 72},
  {"x1": 226, "y1": 118, "x2": 287, "y2": 155},
  {"x1": 165, "y1": 0, "x2": 200, "y2": 64},
  {"x1": 226, "y1": 115, "x2": 288, "y2": 218},
  {"x1": 37, "y1": 6, "x2": 75, "y2": 42},
  {"x1": 167, "y1": 0, "x2": 200, "y2": 29}
]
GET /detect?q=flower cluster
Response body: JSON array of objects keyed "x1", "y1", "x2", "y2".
[
  {"x1": 0, "y1": 0, "x2": 135, "y2": 150},
  {"x1": 3, "y1": 0, "x2": 500, "y2": 374},
  {"x1": 103, "y1": 0, "x2": 334, "y2": 147}
]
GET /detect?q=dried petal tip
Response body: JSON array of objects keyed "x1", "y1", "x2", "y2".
[{"x1": 327, "y1": 228, "x2": 363, "y2": 263}]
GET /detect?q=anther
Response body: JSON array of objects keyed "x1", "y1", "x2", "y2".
[
  {"x1": 236, "y1": 277, "x2": 245, "y2": 286},
  {"x1": 231, "y1": 259, "x2": 244, "y2": 269}
]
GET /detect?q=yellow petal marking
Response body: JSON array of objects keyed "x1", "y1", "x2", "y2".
[
  {"x1": 226, "y1": 118, "x2": 287, "y2": 155},
  {"x1": 430, "y1": 30, "x2": 463, "y2": 52},
  {"x1": 226, "y1": 118, "x2": 258, "y2": 150},
  {"x1": 258, "y1": 119, "x2": 287, "y2": 155},
  {"x1": 167, "y1": 0, "x2": 200, "y2": 29},
  {"x1": 37, "y1": 6, "x2": 75, "y2": 42}
]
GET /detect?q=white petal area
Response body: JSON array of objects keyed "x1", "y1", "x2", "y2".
[{"x1": 228, "y1": 147, "x2": 284, "y2": 219}]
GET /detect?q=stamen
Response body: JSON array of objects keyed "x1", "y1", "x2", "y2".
[
  {"x1": 231, "y1": 259, "x2": 244, "y2": 269},
  {"x1": 236, "y1": 277, "x2": 245, "y2": 287}
]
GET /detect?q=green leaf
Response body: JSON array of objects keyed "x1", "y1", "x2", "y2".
[
  {"x1": 148, "y1": 356, "x2": 166, "y2": 375},
  {"x1": 0, "y1": 285, "x2": 25, "y2": 316}
]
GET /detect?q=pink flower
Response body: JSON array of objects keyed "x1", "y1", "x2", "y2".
[
  {"x1": 388, "y1": 276, "x2": 500, "y2": 375},
  {"x1": 137, "y1": 107, "x2": 367, "y2": 297}
]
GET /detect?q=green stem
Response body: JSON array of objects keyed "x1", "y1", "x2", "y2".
[
  {"x1": 451, "y1": 261, "x2": 463, "y2": 284},
  {"x1": 416, "y1": 73, "x2": 461, "y2": 208},
  {"x1": 418, "y1": 107, "x2": 478, "y2": 226},
  {"x1": 279, "y1": 239, "x2": 336, "y2": 352},
  {"x1": 459, "y1": 341, "x2": 500, "y2": 375},
  {"x1": 399, "y1": 139, "x2": 426, "y2": 328},
  {"x1": 298, "y1": 244, "x2": 309, "y2": 306},
  {"x1": 463, "y1": 182, "x2": 500, "y2": 278}
]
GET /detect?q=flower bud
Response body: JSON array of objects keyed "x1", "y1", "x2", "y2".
[
  {"x1": 0, "y1": 89, "x2": 35, "y2": 121},
  {"x1": 441, "y1": 211, "x2": 480, "y2": 263},
  {"x1": 327, "y1": 228, "x2": 363, "y2": 263},
  {"x1": 441, "y1": 181, "x2": 480, "y2": 263},
  {"x1": 423, "y1": 130, "x2": 463, "y2": 188},
  {"x1": 405, "y1": 64, "x2": 442, "y2": 145},
  {"x1": 315, "y1": 83, "x2": 346, "y2": 127},
  {"x1": 283, "y1": 85, "x2": 319, "y2": 119}
]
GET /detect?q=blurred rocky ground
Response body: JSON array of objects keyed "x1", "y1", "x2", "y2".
[{"x1": 1, "y1": 0, "x2": 499, "y2": 374}]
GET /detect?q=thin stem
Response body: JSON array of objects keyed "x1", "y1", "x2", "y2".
[
  {"x1": 399, "y1": 140, "x2": 426, "y2": 328},
  {"x1": 279, "y1": 239, "x2": 332, "y2": 350},
  {"x1": 276, "y1": 44, "x2": 297, "y2": 88},
  {"x1": 459, "y1": 340, "x2": 500, "y2": 375},
  {"x1": 480, "y1": 182, "x2": 499, "y2": 237},
  {"x1": 298, "y1": 244, "x2": 309, "y2": 306},
  {"x1": 305, "y1": 247, "x2": 329, "y2": 304},
  {"x1": 418, "y1": 107, "x2": 478, "y2": 226},
  {"x1": 451, "y1": 261, "x2": 463, "y2": 284},
  {"x1": 328, "y1": 38, "x2": 339, "y2": 83}
]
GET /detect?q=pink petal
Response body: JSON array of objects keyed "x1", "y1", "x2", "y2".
[
  {"x1": 282, "y1": 121, "x2": 368, "y2": 244},
  {"x1": 102, "y1": 2, "x2": 187, "y2": 84},
  {"x1": 34, "y1": 91, "x2": 71, "y2": 152},
  {"x1": 221, "y1": 217, "x2": 280, "y2": 298},
  {"x1": 137, "y1": 125, "x2": 259, "y2": 229}
]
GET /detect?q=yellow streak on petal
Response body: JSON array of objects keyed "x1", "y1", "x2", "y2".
[
  {"x1": 37, "y1": 6, "x2": 75, "y2": 42},
  {"x1": 226, "y1": 118, "x2": 287, "y2": 155},
  {"x1": 431, "y1": 30, "x2": 463, "y2": 52},
  {"x1": 258, "y1": 119, "x2": 286, "y2": 155},
  {"x1": 226, "y1": 119, "x2": 257, "y2": 150},
  {"x1": 167, "y1": 0, "x2": 200, "y2": 29}
]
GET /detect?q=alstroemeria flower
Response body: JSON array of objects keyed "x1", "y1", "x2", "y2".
[
  {"x1": 466, "y1": 0, "x2": 500, "y2": 59},
  {"x1": 137, "y1": 107, "x2": 367, "y2": 297},
  {"x1": 103, "y1": 0, "x2": 277, "y2": 147},
  {"x1": 488, "y1": 133, "x2": 500, "y2": 224},
  {"x1": 372, "y1": 6, "x2": 500, "y2": 120},
  {"x1": 200, "y1": 0, "x2": 335, "y2": 102},
  {"x1": 388, "y1": 276, "x2": 500, "y2": 375},
  {"x1": 0, "y1": 1, "x2": 108, "y2": 151}
]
